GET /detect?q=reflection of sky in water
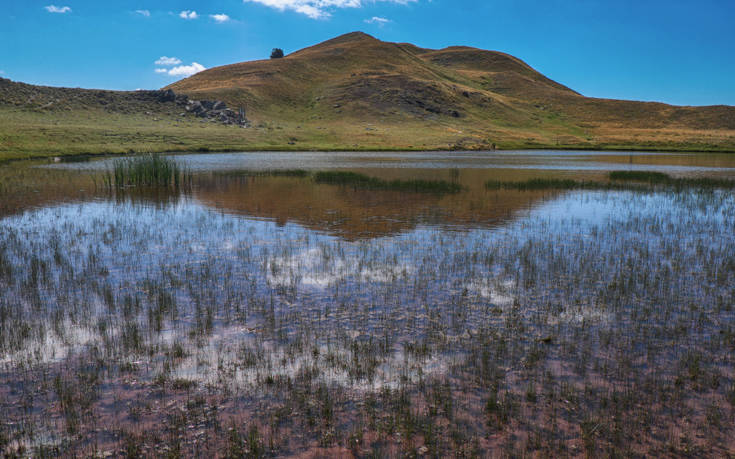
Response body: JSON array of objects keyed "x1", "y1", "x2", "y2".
[
  {"x1": 1, "y1": 189, "x2": 734, "y2": 388},
  {"x1": 44, "y1": 150, "x2": 735, "y2": 176}
]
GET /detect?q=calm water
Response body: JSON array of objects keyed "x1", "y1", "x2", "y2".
[
  {"x1": 45, "y1": 150, "x2": 735, "y2": 175},
  {"x1": 1, "y1": 150, "x2": 734, "y2": 455}
]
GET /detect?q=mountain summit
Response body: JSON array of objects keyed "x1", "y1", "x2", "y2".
[{"x1": 167, "y1": 31, "x2": 577, "y2": 123}]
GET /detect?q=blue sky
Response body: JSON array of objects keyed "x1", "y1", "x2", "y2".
[{"x1": 2, "y1": 0, "x2": 734, "y2": 106}]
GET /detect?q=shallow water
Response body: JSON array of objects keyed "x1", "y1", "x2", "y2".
[
  {"x1": 46, "y1": 150, "x2": 735, "y2": 176},
  {"x1": 2, "y1": 151, "x2": 735, "y2": 456}
]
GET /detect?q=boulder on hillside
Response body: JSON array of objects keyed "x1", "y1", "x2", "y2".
[
  {"x1": 157, "y1": 89, "x2": 176, "y2": 103},
  {"x1": 181, "y1": 94, "x2": 248, "y2": 126}
]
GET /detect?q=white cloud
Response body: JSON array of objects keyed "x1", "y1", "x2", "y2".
[
  {"x1": 135, "y1": 9, "x2": 151, "y2": 17},
  {"x1": 163, "y1": 62, "x2": 206, "y2": 77},
  {"x1": 243, "y1": 0, "x2": 415, "y2": 19},
  {"x1": 154, "y1": 57, "x2": 205, "y2": 78},
  {"x1": 365, "y1": 16, "x2": 390, "y2": 25},
  {"x1": 155, "y1": 56, "x2": 182, "y2": 66},
  {"x1": 45, "y1": 5, "x2": 71, "y2": 14},
  {"x1": 179, "y1": 10, "x2": 199, "y2": 19},
  {"x1": 210, "y1": 13, "x2": 231, "y2": 23}
]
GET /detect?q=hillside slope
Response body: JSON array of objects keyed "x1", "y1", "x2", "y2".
[{"x1": 167, "y1": 31, "x2": 735, "y2": 150}]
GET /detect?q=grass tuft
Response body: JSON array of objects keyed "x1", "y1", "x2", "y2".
[{"x1": 104, "y1": 155, "x2": 191, "y2": 190}]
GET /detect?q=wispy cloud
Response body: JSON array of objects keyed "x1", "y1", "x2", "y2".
[
  {"x1": 365, "y1": 16, "x2": 390, "y2": 26},
  {"x1": 179, "y1": 10, "x2": 199, "y2": 20},
  {"x1": 45, "y1": 5, "x2": 71, "y2": 14},
  {"x1": 135, "y1": 9, "x2": 151, "y2": 17},
  {"x1": 210, "y1": 13, "x2": 231, "y2": 23},
  {"x1": 155, "y1": 56, "x2": 183, "y2": 66},
  {"x1": 155, "y1": 62, "x2": 206, "y2": 78},
  {"x1": 243, "y1": 0, "x2": 416, "y2": 20}
]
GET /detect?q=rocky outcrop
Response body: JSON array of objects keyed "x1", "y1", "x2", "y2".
[
  {"x1": 131, "y1": 89, "x2": 248, "y2": 126},
  {"x1": 184, "y1": 98, "x2": 248, "y2": 126},
  {"x1": 130, "y1": 89, "x2": 189, "y2": 105},
  {"x1": 0, "y1": 79, "x2": 249, "y2": 127},
  {"x1": 131, "y1": 89, "x2": 248, "y2": 125}
]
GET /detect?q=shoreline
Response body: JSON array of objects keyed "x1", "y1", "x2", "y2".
[{"x1": 3, "y1": 144, "x2": 735, "y2": 167}]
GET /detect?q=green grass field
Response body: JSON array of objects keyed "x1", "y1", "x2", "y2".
[{"x1": 3, "y1": 105, "x2": 734, "y2": 164}]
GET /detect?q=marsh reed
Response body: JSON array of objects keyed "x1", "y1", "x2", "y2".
[{"x1": 102, "y1": 155, "x2": 191, "y2": 190}]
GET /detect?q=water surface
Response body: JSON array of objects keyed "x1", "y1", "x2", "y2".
[{"x1": 1, "y1": 150, "x2": 734, "y2": 456}]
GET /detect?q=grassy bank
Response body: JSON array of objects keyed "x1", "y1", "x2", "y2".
[{"x1": 2, "y1": 105, "x2": 735, "y2": 164}]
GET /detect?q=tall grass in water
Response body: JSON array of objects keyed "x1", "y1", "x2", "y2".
[{"x1": 103, "y1": 155, "x2": 191, "y2": 190}]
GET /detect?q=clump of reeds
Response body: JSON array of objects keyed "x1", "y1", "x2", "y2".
[
  {"x1": 103, "y1": 155, "x2": 191, "y2": 190},
  {"x1": 314, "y1": 171, "x2": 462, "y2": 193}
]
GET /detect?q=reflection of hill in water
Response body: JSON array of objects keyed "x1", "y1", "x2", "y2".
[
  {"x1": 0, "y1": 165, "x2": 185, "y2": 218},
  {"x1": 0, "y1": 165, "x2": 97, "y2": 218},
  {"x1": 1, "y1": 165, "x2": 559, "y2": 238},
  {"x1": 192, "y1": 171, "x2": 558, "y2": 239}
]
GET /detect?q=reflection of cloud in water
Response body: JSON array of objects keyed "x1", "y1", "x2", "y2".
[
  {"x1": 549, "y1": 302, "x2": 612, "y2": 325},
  {"x1": 464, "y1": 278, "x2": 612, "y2": 325},
  {"x1": 0, "y1": 321, "x2": 98, "y2": 366},
  {"x1": 267, "y1": 247, "x2": 414, "y2": 288},
  {"x1": 464, "y1": 278, "x2": 515, "y2": 306},
  {"x1": 167, "y1": 326, "x2": 448, "y2": 392}
]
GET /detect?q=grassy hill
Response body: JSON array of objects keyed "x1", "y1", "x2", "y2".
[{"x1": 1, "y1": 31, "x2": 734, "y2": 161}]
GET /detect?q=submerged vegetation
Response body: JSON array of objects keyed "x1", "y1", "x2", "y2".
[
  {"x1": 485, "y1": 177, "x2": 594, "y2": 191},
  {"x1": 486, "y1": 170, "x2": 735, "y2": 191},
  {"x1": 215, "y1": 169, "x2": 310, "y2": 178},
  {"x1": 216, "y1": 169, "x2": 463, "y2": 193},
  {"x1": 314, "y1": 171, "x2": 463, "y2": 193},
  {"x1": 608, "y1": 170, "x2": 671, "y2": 183}
]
